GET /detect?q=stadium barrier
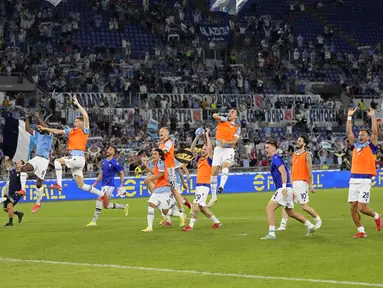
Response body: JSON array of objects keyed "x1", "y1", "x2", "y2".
[{"x1": 1, "y1": 170, "x2": 383, "y2": 203}]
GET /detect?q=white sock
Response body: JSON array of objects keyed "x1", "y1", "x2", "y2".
[
  {"x1": 373, "y1": 212, "x2": 380, "y2": 220},
  {"x1": 280, "y1": 218, "x2": 288, "y2": 226},
  {"x1": 269, "y1": 225, "x2": 276, "y2": 236},
  {"x1": 36, "y1": 187, "x2": 43, "y2": 205},
  {"x1": 107, "y1": 203, "x2": 125, "y2": 209},
  {"x1": 54, "y1": 160, "x2": 63, "y2": 187},
  {"x1": 92, "y1": 201, "x2": 103, "y2": 223},
  {"x1": 168, "y1": 209, "x2": 181, "y2": 217},
  {"x1": 147, "y1": 206, "x2": 155, "y2": 229},
  {"x1": 189, "y1": 218, "x2": 196, "y2": 228},
  {"x1": 219, "y1": 168, "x2": 229, "y2": 189},
  {"x1": 357, "y1": 226, "x2": 365, "y2": 233},
  {"x1": 81, "y1": 184, "x2": 103, "y2": 197},
  {"x1": 315, "y1": 215, "x2": 321, "y2": 221},
  {"x1": 166, "y1": 215, "x2": 171, "y2": 223},
  {"x1": 20, "y1": 173, "x2": 27, "y2": 190},
  {"x1": 304, "y1": 220, "x2": 314, "y2": 228},
  {"x1": 209, "y1": 215, "x2": 220, "y2": 224},
  {"x1": 210, "y1": 176, "x2": 218, "y2": 199}
]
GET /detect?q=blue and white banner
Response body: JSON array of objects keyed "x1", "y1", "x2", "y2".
[
  {"x1": 1, "y1": 170, "x2": 383, "y2": 203},
  {"x1": 309, "y1": 109, "x2": 339, "y2": 123},
  {"x1": 199, "y1": 23, "x2": 232, "y2": 42}
]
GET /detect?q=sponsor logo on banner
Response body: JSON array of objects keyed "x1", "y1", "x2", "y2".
[
  {"x1": 272, "y1": 94, "x2": 321, "y2": 104},
  {"x1": 265, "y1": 109, "x2": 293, "y2": 123},
  {"x1": 199, "y1": 24, "x2": 232, "y2": 42},
  {"x1": 309, "y1": 109, "x2": 339, "y2": 123},
  {"x1": 144, "y1": 109, "x2": 203, "y2": 124},
  {"x1": 54, "y1": 92, "x2": 118, "y2": 108}
]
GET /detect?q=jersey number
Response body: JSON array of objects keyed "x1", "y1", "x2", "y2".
[
  {"x1": 300, "y1": 193, "x2": 307, "y2": 201},
  {"x1": 195, "y1": 194, "x2": 202, "y2": 201},
  {"x1": 273, "y1": 191, "x2": 278, "y2": 200},
  {"x1": 363, "y1": 192, "x2": 370, "y2": 200}
]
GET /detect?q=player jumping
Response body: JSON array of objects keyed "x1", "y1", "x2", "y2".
[
  {"x1": 22, "y1": 111, "x2": 53, "y2": 213},
  {"x1": 277, "y1": 135, "x2": 322, "y2": 231},
  {"x1": 3, "y1": 156, "x2": 24, "y2": 226},
  {"x1": 183, "y1": 128, "x2": 221, "y2": 231},
  {"x1": 87, "y1": 146, "x2": 129, "y2": 227},
  {"x1": 261, "y1": 139, "x2": 318, "y2": 240},
  {"x1": 209, "y1": 109, "x2": 240, "y2": 207},
  {"x1": 346, "y1": 107, "x2": 381, "y2": 238},
  {"x1": 38, "y1": 94, "x2": 108, "y2": 206},
  {"x1": 141, "y1": 149, "x2": 184, "y2": 232}
]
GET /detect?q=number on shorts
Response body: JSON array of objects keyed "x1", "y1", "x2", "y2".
[
  {"x1": 41, "y1": 170, "x2": 46, "y2": 179},
  {"x1": 195, "y1": 194, "x2": 202, "y2": 201},
  {"x1": 300, "y1": 193, "x2": 307, "y2": 201},
  {"x1": 273, "y1": 191, "x2": 278, "y2": 199},
  {"x1": 166, "y1": 199, "x2": 171, "y2": 206},
  {"x1": 363, "y1": 192, "x2": 370, "y2": 200}
]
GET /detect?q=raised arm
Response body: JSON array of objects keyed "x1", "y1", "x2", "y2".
[
  {"x1": 205, "y1": 128, "x2": 214, "y2": 158},
  {"x1": 212, "y1": 113, "x2": 222, "y2": 121},
  {"x1": 35, "y1": 111, "x2": 48, "y2": 128},
  {"x1": 347, "y1": 107, "x2": 357, "y2": 144},
  {"x1": 25, "y1": 114, "x2": 34, "y2": 136},
  {"x1": 37, "y1": 125, "x2": 66, "y2": 135},
  {"x1": 368, "y1": 107, "x2": 378, "y2": 146},
  {"x1": 190, "y1": 133, "x2": 202, "y2": 153},
  {"x1": 73, "y1": 94, "x2": 89, "y2": 129},
  {"x1": 4, "y1": 156, "x2": 12, "y2": 170},
  {"x1": 141, "y1": 157, "x2": 154, "y2": 174}
]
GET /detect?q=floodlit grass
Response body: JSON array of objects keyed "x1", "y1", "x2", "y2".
[{"x1": 0, "y1": 189, "x2": 382, "y2": 288}]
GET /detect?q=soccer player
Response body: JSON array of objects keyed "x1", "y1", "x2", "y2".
[
  {"x1": 346, "y1": 107, "x2": 381, "y2": 238},
  {"x1": 21, "y1": 111, "x2": 53, "y2": 213},
  {"x1": 261, "y1": 140, "x2": 318, "y2": 240},
  {"x1": 209, "y1": 109, "x2": 240, "y2": 207},
  {"x1": 3, "y1": 156, "x2": 24, "y2": 226},
  {"x1": 37, "y1": 94, "x2": 108, "y2": 206},
  {"x1": 141, "y1": 149, "x2": 185, "y2": 232},
  {"x1": 158, "y1": 127, "x2": 186, "y2": 219},
  {"x1": 276, "y1": 135, "x2": 322, "y2": 231},
  {"x1": 183, "y1": 128, "x2": 221, "y2": 231},
  {"x1": 86, "y1": 146, "x2": 129, "y2": 227}
]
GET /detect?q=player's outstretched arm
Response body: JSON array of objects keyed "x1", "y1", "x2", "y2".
[
  {"x1": 72, "y1": 94, "x2": 89, "y2": 129},
  {"x1": 4, "y1": 156, "x2": 12, "y2": 170},
  {"x1": 347, "y1": 107, "x2": 357, "y2": 144},
  {"x1": 35, "y1": 111, "x2": 48, "y2": 128},
  {"x1": 37, "y1": 126, "x2": 65, "y2": 135},
  {"x1": 205, "y1": 128, "x2": 214, "y2": 158},
  {"x1": 190, "y1": 133, "x2": 202, "y2": 153},
  {"x1": 141, "y1": 157, "x2": 154, "y2": 174},
  {"x1": 368, "y1": 107, "x2": 379, "y2": 146},
  {"x1": 25, "y1": 113, "x2": 34, "y2": 136}
]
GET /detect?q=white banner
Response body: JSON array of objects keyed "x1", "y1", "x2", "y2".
[
  {"x1": 265, "y1": 109, "x2": 294, "y2": 123},
  {"x1": 54, "y1": 92, "x2": 119, "y2": 108},
  {"x1": 309, "y1": 109, "x2": 339, "y2": 123},
  {"x1": 271, "y1": 94, "x2": 321, "y2": 105},
  {"x1": 102, "y1": 108, "x2": 135, "y2": 125},
  {"x1": 140, "y1": 108, "x2": 203, "y2": 124},
  {"x1": 45, "y1": 0, "x2": 62, "y2": 6}
]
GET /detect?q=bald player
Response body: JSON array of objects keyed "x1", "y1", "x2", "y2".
[{"x1": 347, "y1": 107, "x2": 381, "y2": 238}]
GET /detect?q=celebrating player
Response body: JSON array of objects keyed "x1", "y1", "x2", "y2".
[
  {"x1": 21, "y1": 111, "x2": 53, "y2": 213},
  {"x1": 87, "y1": 146, "x2": 129, "y2": 227},
  {"x1": 141, "y1": 148, "x2": 185, "y2": 232},
  {"x1": 261, "y1": 139, "x2": 318, "y2": 240},
  {"x1": 3, "y1": 156, "x2": 24, "y2": 226},
  {"x1": 183, "y1": 128, "x2": 221, "y2": 231},
  {"x1": 276, "y1": 135, "x2": 322, "y2": 231},
  {"x1": 209, "y1": 109, "x2": 240, "y2": 207},
  {"x1": 158, "y1": 127, "x2": 186, "y2": 217},
  {"x1": 346, "y1": 107, "x2": 381, "y2": 238},
  {"x1": 38, "y1": 94, "x2": 108, "y2": 206}
]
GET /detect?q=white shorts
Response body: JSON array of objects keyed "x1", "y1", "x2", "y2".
[
  {"x1": 212, "y1": 147, "x2": 235, "y2": 167},
  {"x1": 64, "y1": 156, "x2": 86, "y2": 178},
  {"x1": 28, "y1": 156, "x2": 49, "y2": 180},
  {"x1": 348, "y1": 179, "x2": 371, "y2": 203},
  {"x1": 194, "y1": 185, "x2": 210, "y2": 207},
  {"x1": 148, "y1": 192, "x2": 176, "y2": 210},
  {"x1": 270, "y1": 187, "x2": 294, "y2": 209},
  {"x1": 293, "y1": 181, "x2": 309, "y2": 204},
  {"x1": 167, "y1": 167, "x2": 177, "y2": 190},
  {"x1": 175, "y1": 182, "x2": 183, "y2": 194},
  {"x1": 102, "y1": 186, "x2": 115, "y2": 199}
]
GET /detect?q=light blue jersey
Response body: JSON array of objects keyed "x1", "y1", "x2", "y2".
[
  {"x1": 174, "y1": 159, "x2": 183, "y2": 186},
  {"x1": 64, "y1": 127, "x2": 90, "y2": 156},
  {"x1": 34, "y1": 131, "x2": 53, "y2": 159}
]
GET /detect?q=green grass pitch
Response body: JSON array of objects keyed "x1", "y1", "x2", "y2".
[{"x1": 0, "y1": 188, "x2": 382, "y2": 288}]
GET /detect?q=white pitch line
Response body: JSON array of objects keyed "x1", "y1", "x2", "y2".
[{"x1": 0, "y1": 257, "x2": 382, "y2": 287}]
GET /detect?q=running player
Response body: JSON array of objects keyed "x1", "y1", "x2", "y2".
[
  {"x1": 183, "y1": 128, "x2": 221, "y2": 231},
  {"x1": 37, "y1": 94, "x2": 108, "y2": 206},
  {"x1": 141, "y1": 148, "x2": 185, "y2": 232},
  {"x1": 158, "y1": 127, "x2": 186, "y2": 219},
  {"x1": 276, "y1": 135, "x2": 322, "y2": 231},
  {"x1": 21, "y1": 111, "x2": 53, "y2": 213},
  {"x1": 261, "y1": 139, "x2": 318, "y2": 240},
  {"x1": 3, "y1": 156, "x2": 24, "y2": 226},
  {"x1": 346, "y1": 107, "x2": 381, "y2": 238},
  {"x1": 209, "y1": 109, "x2": 240, "y2": 207},
  {"x1": 86, "y1": 146, "x2": 129, "y2": 227}
]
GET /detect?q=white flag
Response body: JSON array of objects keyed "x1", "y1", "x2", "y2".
[{"x1": 45, "y1": 0, "x2": 62, "y2": 6}]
